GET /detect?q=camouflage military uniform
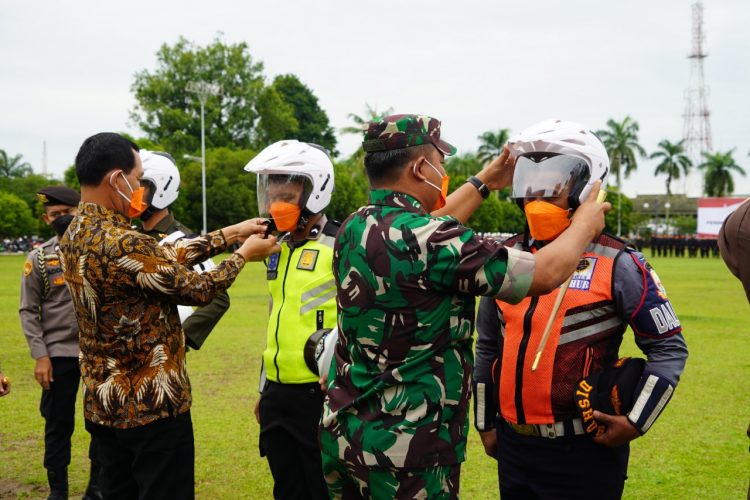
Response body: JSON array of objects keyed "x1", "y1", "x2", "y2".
[{"x1": 321, "y1": 188, "x2": 535, "y2": 497}]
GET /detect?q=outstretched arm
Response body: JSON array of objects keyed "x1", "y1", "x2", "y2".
[{"x1": 432, "y1": 146, "x2": 515, "y2": 223}]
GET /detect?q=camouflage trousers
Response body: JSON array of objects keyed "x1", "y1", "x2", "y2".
[{"x1": 321, "y1": 454, "x2": 460, "y2": 499}]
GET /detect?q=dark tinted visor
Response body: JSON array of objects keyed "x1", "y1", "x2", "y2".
[{"x1": 512, "y1": 153, "x2": 591, "y2": 200}]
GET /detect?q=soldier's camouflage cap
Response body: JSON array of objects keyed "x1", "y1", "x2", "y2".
[
  {"x1": 362, "y1": 114, "x2": 457, "y2": 156},
  {"x1": 37, "y1": 186, "x2": 80, "y2": 207}
]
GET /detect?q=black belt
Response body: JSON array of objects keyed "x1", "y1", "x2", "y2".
[{"x1": 504, "y1": 418, "x2": 585, "y2": 439}]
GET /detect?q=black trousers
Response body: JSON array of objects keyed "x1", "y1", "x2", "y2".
[
  {"x1": 40, "y1": 357, "x2": 81, "y2": 472},
  {"x1": 259, "y1": 381, "x2": 328, "y2": 500},
  {"x1": 496, "y1": 420, "x2": 629, "y2": 500},
  {"x1": 85, "y1": 411, "x2": 194, "y2": 500}
]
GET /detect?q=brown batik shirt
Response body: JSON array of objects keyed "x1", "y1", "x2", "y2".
[{"x1": 59, "y1": 202, "x2": 245, "y2": 429}]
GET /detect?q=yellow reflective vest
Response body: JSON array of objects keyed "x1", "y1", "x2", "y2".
[{"x1": 263, "y1": 220, "x2": 338, "y2": 384}]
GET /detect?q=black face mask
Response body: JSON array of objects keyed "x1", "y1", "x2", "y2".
[{"x1": 51, "y1": 214, "x2": 75, "y2": 237}]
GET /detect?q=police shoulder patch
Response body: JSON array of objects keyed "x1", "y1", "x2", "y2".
[
  {"x1": 297, "y1": 249, "x2": 319, "y2": 271},
  {"x1": 267, "y1": 253, "x2": 280, "y2": 280},
  {"x1": 645, "y1": 262, "x2": 668, "y2": 299},
  {"x1": 23, "y1": 260, "x2": 33, "y2": 277},
  {"x1": 630, "y1": 256, "x2": 681, "y2": 337}
]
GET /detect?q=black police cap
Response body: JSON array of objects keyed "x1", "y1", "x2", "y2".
[
  {"x1": 574, "y1": 357, "x2": 646, "y2": 437},
  {"x1": 37, "y1": 186, "x2": 80, "y2": 207}
]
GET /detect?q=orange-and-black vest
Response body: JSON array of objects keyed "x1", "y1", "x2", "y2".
[{"x1": 495, "y1": 233, "x2": 629, "y2": 425}]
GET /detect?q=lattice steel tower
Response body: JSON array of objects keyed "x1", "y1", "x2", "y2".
[{"x1": 683, "y1": 1, "x2": 712, "y2": 196}]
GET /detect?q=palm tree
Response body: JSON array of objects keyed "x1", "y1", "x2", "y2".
[
  {"x1": 477, "y1": 129, "x2": 510, "y2": 165},
  {"x1": 698, "y1": 150, "x2": 746, "y2": 197},
  {"x1": 650, "y1": 139, "x2": 692, "y2": 196},
  {"x1": 0, "y1": 149, "x2": 33, "y2": 178},
  {"x1": 340, "y1": 103, "x2": 394, "y2": 136},
  {"x1": 596, "y1": 116, "x2": 646, "y2": 235}
]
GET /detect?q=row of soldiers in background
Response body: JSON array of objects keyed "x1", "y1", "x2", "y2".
[{"x1": 631, "y1": 235, "x2": 720, "y2": 258}]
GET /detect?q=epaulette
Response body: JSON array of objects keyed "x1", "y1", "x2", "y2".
[{"x1": 598, "y1": 232, "x2": 634, "y2": 252}]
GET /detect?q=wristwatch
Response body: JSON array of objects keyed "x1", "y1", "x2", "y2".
[{"x1": 466, "y1": 176, "x2": 490, "y2": 199}]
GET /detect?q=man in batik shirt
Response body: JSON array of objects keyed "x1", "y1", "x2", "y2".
[
  {"x1": 58, "y1": 132, "x2": 279, "y2": 499},
  {"x1": 320, "y1": 114, "x2": 611, "y2": 498}
]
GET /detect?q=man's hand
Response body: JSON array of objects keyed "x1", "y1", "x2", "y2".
[
  {"x1": 223, "y1": 218, "x2": 268, "y2": 244},
  {"x1": 479, "y1": 430, "x2": 498, "y2": 458},
  {"x1": 236, "y1": 235, "x2": 280, "y2": 262},
  {"x1": 591, "y1": 411, "x2": 641, "y2": 448},
  {"x1": 34, "y1": 356, "x2": 53, "y2": 390},
  {"x1": 0, "y1": 372, "x2": 10, "y2": 396},
  {"x1": 569, "y1": 181, "x2": 611, "y2": 241},
  {"x1": 475, "y1": 145, "x2": 515, "y2": 191},
  {"x1": 319, "y1": 373, "x2": 328, "y2": 393},
  {"x1": 253, "y1": 397, "x2": 261, "y2": 424}
]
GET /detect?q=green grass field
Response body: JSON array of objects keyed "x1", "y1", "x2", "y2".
[{"x1": 0, "y1": 253, "x2": 748, "y2": 499}]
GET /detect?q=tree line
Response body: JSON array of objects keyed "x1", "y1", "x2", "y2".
[{"x1": 0, "y1": 36, "x2": 746, "y2": 239}]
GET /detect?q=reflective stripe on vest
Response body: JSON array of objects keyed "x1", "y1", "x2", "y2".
[
  {"x1": 264, "y1": 234, "x2": 337, "y2": 384},
  {"x1": 498, "y1": 234, "x2": 627, "y2": 425}
]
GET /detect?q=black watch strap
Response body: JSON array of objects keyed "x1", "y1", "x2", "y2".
[{"x1": 467, "y1": 176, "x2": 490, "y2": 199}]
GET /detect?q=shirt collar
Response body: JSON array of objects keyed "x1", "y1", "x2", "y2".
[
  {"x1": 77, "y1": 201, "x2": 131, "y2": 227},
  {"x1": 286, "y1": 214, "x2": 329, "y2": 250},
  {"x1": 150, "y1": 212, "x2": 176, "y2": 234},
  {"x1": 368, "y1": 189, "x2": 427, "y2": 214}
]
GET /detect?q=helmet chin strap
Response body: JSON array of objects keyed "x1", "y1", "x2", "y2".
[
  {"x1": 295, "y1": 216, "x2": 309, "y2": 234},
  {"x1": 294, "y1": 208, "x2": 314, "y2": 234},
  {"x1": 139, "y1": 205, "x2": 159, "y2": 222},
  {"x1": 139, "y1": 183, "x2": 158, "y2": 222}
]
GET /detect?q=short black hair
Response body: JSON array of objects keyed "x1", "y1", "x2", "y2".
[
  {"x1": 75, "y1": 133, "x2": 140, "y2": 186},
  {"x1": 364, "y1": 144, "x2": 434, "y2": 185}
]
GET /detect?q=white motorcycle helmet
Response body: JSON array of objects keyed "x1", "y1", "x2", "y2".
[
  {"x1": 140, "y1": 150, "x2": 181, "y2": 210},
  {"x1": 244, "y1": 140, "x2": 334, "y2": 231},
  {"x1": 303, "y1": 327, "x2": 339, "y2": 377},
  {"x1": 508, "y1": 119, "x2": 609, "y2": 209}
]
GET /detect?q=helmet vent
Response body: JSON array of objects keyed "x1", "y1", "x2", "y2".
[
  {"x1": 562, "y1": 138, "x2": 586, "y2": 146},
  {"x1": 320, "y1": 174, "x2": 331, "y2": 192}
]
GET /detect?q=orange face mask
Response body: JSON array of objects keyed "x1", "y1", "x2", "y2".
[
  {"x1": 524, "y1": 200, "x2": 571, "y2": 241},
  {"x1": 110, "y1": 171, "x2": 148, "y2": 218},
  {"x1": 420, "y1": 159, "x2": 450, "y2": 211},
  {"x1": 128, "y1": 187, "x2": 148, "y2": 218},
  {"x1": 269, "y1": 201, "x2": 302, "y2": 232}
]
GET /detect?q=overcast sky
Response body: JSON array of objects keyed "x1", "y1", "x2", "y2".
[{"x1": 2, "y1": 0, "x2": 748, "y2": 197}]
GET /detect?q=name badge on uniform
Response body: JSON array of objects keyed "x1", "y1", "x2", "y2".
[
  {"x1": 267, "y1": 253, "x2": 280, "y2": 280},
  {"x1": 297, "y1": 249, "x2": 319, "y2": 271},
  {"x1": 569, "y1": 257, "x2": 598, "y2": 291}
]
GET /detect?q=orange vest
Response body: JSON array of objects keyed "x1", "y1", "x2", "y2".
[{"x1": 496, "y1": 234, "x2": 628, "y2": 425}]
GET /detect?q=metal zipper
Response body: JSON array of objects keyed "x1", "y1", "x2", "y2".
[
  {"x1": 272, "y1": 247, "x2": 294, "y2": 383},
  {"x1": 514, "y1": 296, "x2": 538, "y2": 424}
]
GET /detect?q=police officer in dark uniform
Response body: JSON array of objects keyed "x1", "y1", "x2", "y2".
[
  {"x1": 19, "y1": 186, "x2": 101, "y2": 500},
  {"x1": 137, "y1": 150, "x2": 230, "y2": 350},
  {"x1": 474, "y1": 121, "x2": 688, "y2": 499}
]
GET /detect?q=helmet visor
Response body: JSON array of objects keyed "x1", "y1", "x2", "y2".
[
  {"x1": 512, "y1": 153, "x2": 591, "y2": 201},
  {"x1": 256, "y1": 173, "x2": 313, "y2": 218}
]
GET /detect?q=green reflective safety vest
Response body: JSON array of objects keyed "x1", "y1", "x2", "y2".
[{"x1": 263, "y1": 221, "x2": 338, "y2": 384}]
